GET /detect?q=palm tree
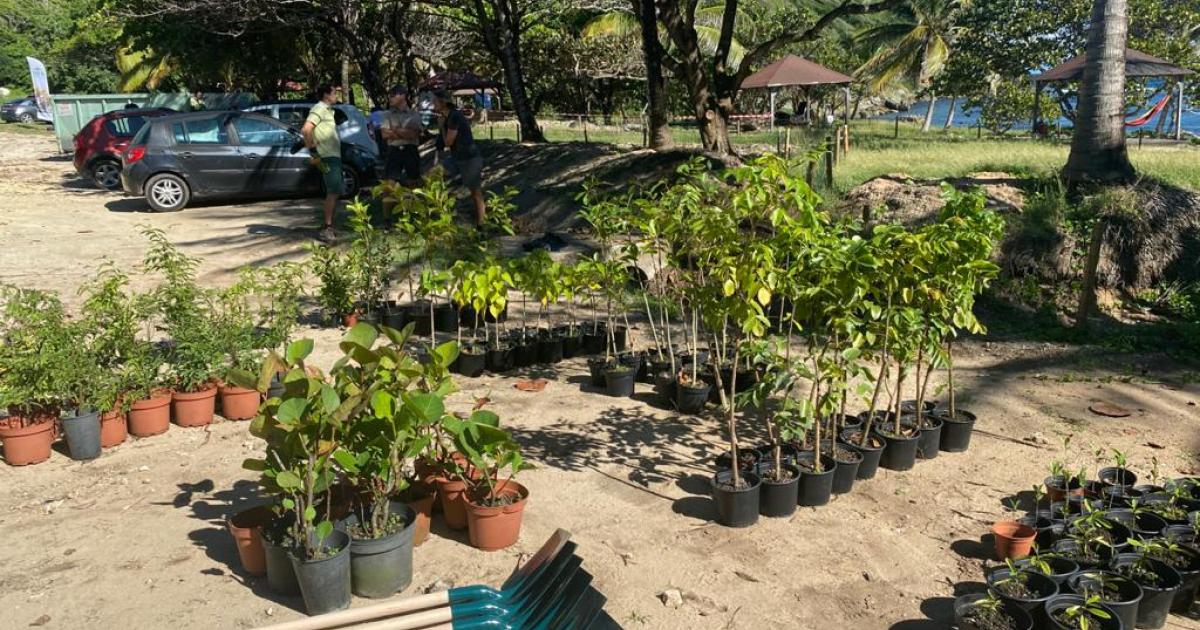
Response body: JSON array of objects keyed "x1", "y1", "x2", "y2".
[
  {"x1": 1062, "y1": 0, "x2": 1135, "y2": 184},
  {"x1": 853, "y1": 0, "x2": 963, "y2": 131}
]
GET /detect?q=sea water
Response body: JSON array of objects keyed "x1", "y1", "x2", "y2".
[{"x1": 873, "y1": 98, "x2": 1200, "y2": 135}]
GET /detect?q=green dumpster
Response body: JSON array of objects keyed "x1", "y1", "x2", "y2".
[{"x1": 49, "y1": 92, "x2": 256, "y2": 152}]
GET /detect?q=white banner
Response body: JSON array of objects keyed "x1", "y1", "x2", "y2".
[{"x1": 26, "y1": 57, "x2": 53, "y2": 122}]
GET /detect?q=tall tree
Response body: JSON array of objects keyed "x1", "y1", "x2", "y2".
[
  {"x1": 637, "y1": 0, "x2": 673, "y2": 148},
  {"x1": 1062, "y1": 0, "x2": 1135, "y2": 184}
]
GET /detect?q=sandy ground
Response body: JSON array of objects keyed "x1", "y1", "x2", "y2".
[{"x1": 1, "y1": 128, "x2": 1199, "y2": 630}]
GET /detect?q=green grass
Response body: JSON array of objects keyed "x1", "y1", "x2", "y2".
[{"x1": 0, "y1": 121, "x2": 53, "y2": 136}]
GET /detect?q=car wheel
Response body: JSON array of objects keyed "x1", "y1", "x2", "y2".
[
  {"x1": 145, "y1": 173, "x2": 190, "y2": 212},
  {"x1": 90, "y1": 159, "x2": 122, "y2": 190},
  {"x1": 17, "y1": 113, "x2": 34, "y2": 124},
  {"x1": 341, "y1": 165, "x2": 359, "y2": 198}
]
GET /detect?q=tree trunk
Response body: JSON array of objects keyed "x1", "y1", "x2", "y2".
[
  {"x1": 341, "y1": 54, "x2": 353, "y2": 105},
  {"x1": 921, "y1": 91, "x2": 937, "y2": 132},
  {"x1": 638, "y1": 0, "x2": 673, "y2": 149},
  {"x1": 1075, "y1": 219, "x2": 1107, "y2": 328},
  {"x1": 943, "y1": 94, "x2": 956, "y2": 129},
  {"x1": 1063, "y1": 0, "x2": 1135, "y2": 184},
  {"x1": 495, "y1": 29, "x2": 546, "y2": 143}
]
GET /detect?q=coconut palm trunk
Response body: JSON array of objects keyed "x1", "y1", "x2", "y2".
[
  {"x1": 921, "y1": 92, "x2": 937, "y2": 131},
  {"x1": 637, "y1": 0, "x2": 674, "y2": 149}
]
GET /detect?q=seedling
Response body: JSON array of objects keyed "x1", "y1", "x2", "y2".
[{"x1": 1054, "y1": 594, "x2": 1112, "y2": 630}]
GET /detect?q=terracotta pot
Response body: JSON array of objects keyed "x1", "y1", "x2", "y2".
[
  {"x1": 218, "y1": 386, "x2": 260, "y2": 421},
  {"x1": 407, "y1": 490, "x2": 436, "y2": 547},
  {"x1": 0, "y1": 415, "x2": 57, "y2": 466},
  {"x1": 173, "y1": 387, "x2": 217, "y2": 427},
  {"x1": 99, "y1": 410, "x2": 128, "y2": 448},
  {"x1": 128, "y1": 392, "x2": 172, "y2": 437},
  {"x1": 435, "y1": 477, "x2": 470, "y2": 530},
  {"x1": 992, "y1": 519, "x2": 1037, "y2": 560},
  {"x1": 342, "y1": 312, "x2": 359, "y2": 328},
  {"x1": 227, "y1": 505, "x2": 272, "y2": 576},
  {"x1": 465, "y1": 480, "x2": 529, "y2": 552}
]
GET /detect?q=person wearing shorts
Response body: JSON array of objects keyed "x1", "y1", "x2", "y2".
[
  {"x1": 302, "y1": 84, "x2": 343, "y2": 242},
  {"x1": 381, "y1": 85, "x2": 422, "y2": 191},
  {"x1": 433, "y1": 89, "x2": 486, "y2": 226}
]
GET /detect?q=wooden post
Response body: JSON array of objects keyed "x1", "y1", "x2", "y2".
[
  {"x1": 784, "y1": 128, "x2": 791, "y2": 158},
  {"x1": 894, "y1": 113, "x2": 900, "y2": 138},
  {"x1": 642, "y1": 115, "x2": 648, "y2": 148},
  {"x1": 806, "y1": 160, "x2": 815, "y2": 186},
  {"x1": 581, "y1": 115, "x2": 588, "y2": 143},
  {"x1": 489, "y1": 123, "x2": 494, "y2": 141},
  {"x1": 1032, "y1": 80, "x2": 1042, "y2": 138},
  {"x1": 776, "y1": 130, "x2": 781, "y2": 154},
  {"x1": 976, "y1": 120, "x2": 982, "y2": 139},
  {"x1": 832, "y1": 128, "x2": 840, "y2": 165},
  {"x1": 824, "y1": 135, "x2": 834, "y2": 188},
  {"x1": 842, "y1": 124, "x2": 850, "y2": 153}
]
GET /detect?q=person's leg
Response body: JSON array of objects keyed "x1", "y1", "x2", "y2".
[
  {"x1": 319, "y1": 157, "x2": 345, "y2": 239},
  {"x1": 471, "y1": 187, "x2": 486, "y2": 226},
  {"x1": 461, "y1": 156, "x2": 485, "y2": 226}
]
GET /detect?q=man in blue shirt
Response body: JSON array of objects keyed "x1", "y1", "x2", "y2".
[{"x1": 433, "y1": 89, "x2": 486, "y2": 226}]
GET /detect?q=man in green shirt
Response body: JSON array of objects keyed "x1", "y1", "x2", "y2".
[{"x1": 302, "y1": 84, "x2": 343, "y2": 242}]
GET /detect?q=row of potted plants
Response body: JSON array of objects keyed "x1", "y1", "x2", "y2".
[
  {"x1": 0, "y1": 227, "x2": 304, "y2": 466},
  {"x1": 235, "y1": 323, "x2": 532, "y2": 616}
]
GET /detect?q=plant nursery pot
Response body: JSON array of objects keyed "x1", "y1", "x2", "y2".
[
  {"x1": 172, "y1": 387, "x2": 217, "y2": 427},
  {"x1": 1101, "y1": 486, "x2": 1144, "y2": 509},
  {"x1": 1163, "y1": 524, "x2": 1198, "y2": 545},
  {"x1": 874, "y1": 424, "x2": 920, "y2": 471},
  {"x1": 128, "y1": 391, "x2": 171, "y2": 437},
  {"x1": 1015, "y1": 555, "x2": 1079, "y2": 586},
  {"x1": 466, "y1": 480, "x2": 529, "y2": 552},
  {"x1": 1067, "y1": 571, "x2": 1143, "y2": 630},
  {"x1": 582, "y1": 330, "x2": 606, "y2": 355},
  {"x1": 1065, "y1": 517, "x2": 1132, "y2": 552},
  {"x1": 486, "y1": 346, "x2": 513, "y2": 373},
  {"x1": 349, "y1": 504, "x2": 417, "y2": 598},
  {"x1": 712, "y1": 469, "x2": 760, "y2": 528},
  {"x1": 992, "y1": 520, "x2": 1037, "y2": 560},
  {"x1": 1111, "y1": 553, "x2": 1181, "y2": 629},
  {"x1": 1046, "y1": 475, "x2": 1085, "y2": 502},
  {"x1": 715, "y1": 448, "x2": 760, "y2": 472},
  {"x1": 263, "y1": 538, "x2": 301, "y2": 596},
  {"x1": 675, "y1": 381, "x2": 710, "y2": 414},
  {"x1": 654, "y1": 372, "x2": 677, "y2": 403},
  {"x1": 1108, "y1": 509, "x2": 1167, "y2": 539},
  {"x1": 408, "y1": 304, "x2": 432, "y2": 336},
  {"x1": 0, "y1": 416, "x2": 56, "y2": 466},
  {"x1": 610, "y1": 325, "x2": 628, "y2": 352},
  {"x1": 383, "y1": 303, "x2": 409, "y2": 330},
  {"x1": 986, "y1": 567, "x2": 1059, "y2": 627},
  {"x1": 915, "y1": 416, "x2": 943, "y2": 459},
  {"x1": 1159, "y1": 544, "x2": 1200, "y2": 614},
  {"x1": 1053, "y1": 538, "x2": 1113, "y2": 570},
  {"x1": 560, "y1": 333, "x2": 583, "y2": 359},
  {"x1": 62, "y1": 410, "x2": 101, "y2": 461},
  {"x1": 399, "y1": 487, "x2": 436, "y2": 547},
  {"x1": 823, "y1": 441, "x2": 863, "y2": 494},
  {"x1": 99, "y1": 410, "x2": 127, "y2": 448},
  {"x1": 795, "y1": 452, "x2": 836, "y2": 507},
  {"x1": 1019, "y1": 513, "x2": 1065, "y2": 550},
  {"x1": 953, "y1": 592, "x2": 1034, "y2": 630},
  {"x1": 454, "y1": 349, "x2": 487, "y2": 378},
  {"x1": 935, "y1": 408, "x2": 976, "y2": 452},
  {"x1": 1099, "y1": 467, "x2": 1138, "y2": 488},
  {"x1": 840, "y1": 430, "x2": 885, "y2": 480},
  {"x1": 226, "y1": 505, "x2": 272, "y2": 576},
  {"x1": 435, "y1": 477, "x2": 470, "y2": 531},
  {"x1": 604, "y1": 367, "x2": 636, "y2": 397},
  {"x1": 587, "y1": 356, "x2": 614, "y2": 387},
  {"x1": 289, "y1": 529, "x2": 352, "y2": 616},
  {"x1": 511, "y1": 339, "x2": 537, "y2": 368},
  {"x1": 1043, "y1": 594, "x2": 1123, "y2": 630},
  {"x1": 433, "y1": 303, "x2": 458, "y2": 333},
  {"x1": 757, "y1": 463, "x2": 800, "y2": 518},
  {"x1": 218, "y1": 385, "x2": 260, "y2": 421},
  {"x1": 536, "y1": 336, "x2": 564, "y2": 364}
]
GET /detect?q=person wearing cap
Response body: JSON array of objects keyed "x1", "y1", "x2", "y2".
[
  {"x1": 432, "y1": 89, "x2": 486, "y2": 226},
  {"x1": 380, "y1": 86, "x2": 423, "y2": 197}
]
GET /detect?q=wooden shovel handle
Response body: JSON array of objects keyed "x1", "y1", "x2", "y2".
[
  {"x1": 342, "y1": 608, "x2": 454, "y2": 630},
  {"x1": 255, "y1": 591, "x2": 451, "y2": 630}
]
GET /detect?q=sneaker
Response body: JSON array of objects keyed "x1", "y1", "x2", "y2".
[{"x1": 316, "y1": 227, "x2": 336, "y2": 243}]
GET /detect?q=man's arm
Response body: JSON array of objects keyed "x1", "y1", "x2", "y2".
[{"x1": 301, "y1": 120, "x2": 316, "y2": 150}]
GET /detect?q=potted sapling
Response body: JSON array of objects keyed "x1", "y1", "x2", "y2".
[
  {"x1": 739, "y1": 347, "x2": 799, "y2": 517},
  {"x1": 1111, "y1": 539, "x2": 1183, "y2": 628},
  {"x1": 507, "y1": 254, "x2": 540, "y2": 368},
  {"x1": 1098, "y1": 448, "x2": 1137, "y2": 489},
  {"x1": 986, "y1": 558, "x2": 1061, "y2": 627},
  {"x1": 1014, "y1": 546, "x2": 1080, "y2": 586},
  {"x1": 598, "y1": 260, "x2": 636, "y2": 396},
  {"x1": 1131, "y1": 537, "x2": 1200, "y2": 614},
  {"x1": 555, "y1": 263, "x2": 584, "y2": 358},
  {"x1": 307, "y1": 243, "x2": 359, "y2": 327},
  {"x1": 450, "y1": 409, "x2": 533, "y2": 551},
  {"x1": 347, "y1": 196, "x2": 394, "y2": 325},
  {"x1": 1065, "y1": 571, "x2": 1143, "y2": 630},
  {"x1": 449, "y1": 260, "x2": 487, "y2": 377},
  {"x1": 78, "y1": 262, "x2": 145, "y2": 448},
  {"x1": 1043, "y1": 594, "x2": 1122, "y2": 630},
  {"x1": 953, "y1": 590, "x2": 1034, "y2": 630}
]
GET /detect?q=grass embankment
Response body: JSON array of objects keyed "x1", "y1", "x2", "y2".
[{"x1": 0, "y1": 122, "x2": 53, "y2": 136}]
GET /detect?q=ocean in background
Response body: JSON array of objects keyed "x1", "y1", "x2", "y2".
[{"x1": 873, "y1": 98, "x2": 1200, "y2": 135}]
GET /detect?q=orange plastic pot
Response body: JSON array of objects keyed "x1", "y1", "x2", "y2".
[
  {"x1": 0, "y1": 416, "x2": 56, "y2": 466},
  {"x1": 408, "y1": 491, "x2": 436, "y2": 547},
  {"x1": 465, "y1": 481, "x2": 529, "y2": 552},
  {"x1": 173, "y1": 387, "x2": 217, "y2": 427},
  {"x1": 99, "y1": 410, "x2": 128, "y2": 448},
  {"x1": 992, "y1": 520, "x2": 1037, "y2": 560},
  {"x1": 435, "y1": 477, "x2": 470, "y2": 530},
  {"x1": 128, "y1": 392, "x2": 171, "y2": 437},
  {"x1": 227, "y1": 505, "x2": 272, "y2": 576},
  {"x1": 218, "y1": 386, "x2": 260, "y2": 421}
]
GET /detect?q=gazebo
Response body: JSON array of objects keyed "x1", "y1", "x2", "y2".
[
  {"x1": 740, "y1": 54, "x2": 854, "y2": 130},
  {"x1": 1031, "y1": 49, "x2": 1194, "y2": 140}
]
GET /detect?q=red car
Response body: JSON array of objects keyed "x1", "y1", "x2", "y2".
[{"x1": 74, "y1": 108, "x2": 174, "y2": 190}]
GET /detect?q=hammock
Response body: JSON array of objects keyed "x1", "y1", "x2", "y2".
[{"x1": 1125, "y1": 94, "x2": 1172, "y2": 127}]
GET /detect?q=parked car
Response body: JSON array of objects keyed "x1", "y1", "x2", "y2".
[
  {"x1": 243, "y1": 101, "x2": 379, "y2": 157},
  {"x1": 73, "y1": 108, "x2": 175, "y2": 190},
  {"x1": 120, "y1": 110, "x2": 377, "y2": 212},
  {"x1": 1, "y1": 97, "x2": 40, "y2": 123}
]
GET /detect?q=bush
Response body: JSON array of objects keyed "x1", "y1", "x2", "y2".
[{"x1": 967, "y1": 79, "x2": 1035, "y2": 135}]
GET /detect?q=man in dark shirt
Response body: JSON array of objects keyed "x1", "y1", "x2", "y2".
[{"x1": 432, "y1": 89, "x2": 486, "y2": 226}]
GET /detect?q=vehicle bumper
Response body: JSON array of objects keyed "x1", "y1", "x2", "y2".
[{"x1": 121, "y1": 162, "x2": 150, "y2": 195}]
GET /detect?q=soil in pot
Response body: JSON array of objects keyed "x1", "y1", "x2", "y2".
[
  {"x1": 435, "y1": 477, "x2": 470, "y2": 531},
  {"x1": 839, "y1": 430, "x2": 885, "y2": 480},
  {"x1": 465, "y1": 480, "x2": 529, "y2": 551},
  {"x1": 99, "y1": 409, "x2": 127, "y2": 448},
  {"x1": 715, "y1": 448, "x2": 760, "y2": 472},
  {"x1": 128, "y1": 391, "x2": 171, "y2": 437},
  {"x1": 953, "y1": 593, "x2": 1034, "y2": 630},
  {"x1": 874, "y1": 422, "x2": 920, "y2": 471},
  {"x1": 1066, "y1": 571, "x2": 1143, "y2": 630},
  {"x1": 454, "y1": 346, "x2": 487, "y2": 378},
  {"x1": 1014, "y1": 555, "x2": 1079, "y2": 586},
  {"x1": 289, "y1": 529, "x2": 352, "y2": 615},
  {"x1": 915, "y1": 415, "x2": 943, "y2": 459},
  {"x1": 1052, "y1": 539, "x2": 1112, "y2": 570},
  {"x1": 820, "y1": 440, "x2": 863, "y2": 494},
  {"x1": 757, "y1": 463, "x2": 800, "y2": 518},
  {"x1": 1044, "y1": 594, "x2": 1123, "y2": 630},
  {"x1": 347, "y1": 504, "x2": 417, "y2": 598},
  {"x1": 218, "y1": 386, "x2": 260, "y2": 421},
  {"x1": 604, "y1": 366, "x2": 636, "y2": 397},
  {"x1": 795, "y1": 452, "x2": 836, "y2": 507},
  {"x1": 227, "y1": 505, "x2": 272, "y2": 576},
  {"x1": 992, "y1": 520, "x2": 1038, "y2": 560},
  {"x1": 712, "y1": 469, "x2": 760, "y2": 528},
  {"x1": 62, "y1": 410, "x2": 101, "y2": 461},
  {"x1": 0, "y1": 409, "x2": 57, "y2": 466},
  {"x1": 987, "y1": 568, "x2": 1059, "y2": 626},
  {"x1": 173, "y1": 386, "x2": 217, "y2": 427},
  {"x1": 1099, "y1": 467, "x2": 1138, "y2": 488},
  {"x1": 937, "y1": 408, "x2": 977, "y2": 452},
  {"x1": 1111, "y1": 553, "x2": 1182, "y2": 629},
  {"x1": 675, "y1": 380, "x2": 710, "y2": 414},
  {"x1": 486, "y1": 345, "x2": 513, "y2": 373}
]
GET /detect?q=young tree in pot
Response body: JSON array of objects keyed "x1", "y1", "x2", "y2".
[
  {"x1": 475, "y1": 262, "x2": 514, "y2": 374},
  {"x1": 77, "y1": 262, "x2": 146, "y2": 447},
  {"x1": 738, "y1": 342, "x2": 799, "y2": 517},
  {"x1": 449, "y1": 409, "x2": 533, "y2": 551},
  {"x1": 1044, "y1": 594, "x2": 1121, "y2": 630},
  {"x1": 347, "y1": 197, "x2": 395, "y2": 324},
  {"x1": 1112, "y1": 540, "x2": 1184, "y2": 629},
  {"x1": 308, "y1": 243, "x2": 359, "y2": 326},
  {"x1": 987, "y1": 559, "x2": 1061, "y2": 627},
  {"x1": 1133, "y1": 537, "x2": 1200, "y2": 614},
  {"x1": 449, "y1": 260, "x2": 487, "y2": 377},
  {"x1": 954, "y1": 591, "x2": 1034, "y2": 630},
  {"x1": 1066, "y1": 571, "x2": 1143, "y2": 630}
]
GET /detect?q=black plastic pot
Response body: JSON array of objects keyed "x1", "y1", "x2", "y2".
[
  {"x1": 407, "y1": 302, "x2": 432, "y2": 336},
  {"x1": 486, "y1": 346, "x2": 513, "y2": 373},
  {"x1": 611, "y1": 325, "x2": 628, "y2": 352},
  {"x1": 263, "y1": 538, "x2": 301, "y2": 596},
  {"x1": 1101, "y1": 486, "x2": 1144, "y2": 509},
  {"x1": 795, "y1": 452, "x2": 836, "y2": 507},
  {"x1": 839, "y1": 430, "x2": 885, "y2": 480},
  {"x1": 587, "y1": 356, "x2": 614, "y2": 387},
  {"x1": 1019, "y1": 514, "x2": 1065, "y2": 550},
  {"x1": 715, "y1": 448, "x2": 760, "y2": 473},
  {"x1": 899, "y1": 399, "x2": 936, "y2": 414},
  {"x1": 349, "y1": 505, "x2": 417, "y2": 598},
  {"x1": 1015, "y1": 555, "x2": 1079, "y2": 586},
  {"x1": 1044, "y1": 594, "x2": 1123, "y2": 630},
  {"x1": 986, "y1": 567, "x2": 1059, "y2": 628},
  {"x1": 1107, "y1": 509, "x2": 1167, "y2": 539},
  {"x1": 511, "y1": 339, "x2": 537, "y2": 368},
  {"x1": 62, "y1": 410, "x2": 101, "y2": 461},
  {"x1": 604, "y1": 367, "x2": 636, "y2": 397},
  {"x1": 646, "y1": 357, "x2": 675, "y2": 382},
  {"x1": 560, "y1": 333, "x2": 583, "y2": 359},
  {"x1": 1099, "y1": 467, "x2": 1138, "y2": 488},
  {"x1": 915, "y1": 416, "x2": 943, "y2": 459},
  {"x1": 874, "y1": 423, "x2": 920, "y2": 471},
  {"x1": 819, "y1": 440, "x2": 862, "y2": 495},
  {"x1": 1052, "y1": 539, "x2": 1113, "y2": 570},
  {"x1": 383, "y1": 304, "x2": 409, "y2": 330},
  {"x1": 757, "y1": 463, "x2": 800, "y2": 518},
  {"x1": 1159, "y1": 544, "x2": 1200, "y2": 614},
  {"x1": 582, "y1": 326, "x2": 606, "y2": 355},
  {"x1": 675, "y1": 381, "x2": 710, "y2": 414},
  {"x1": 289, "y1": 529, "x2": 352, "y2": 615},
  {"x1": 1065, "y1": 517, "x2": 1132, "y2": 552},
  {"x1": 1066, "y1": 570, "x2": 1142, "y2": 630},
  {"x1": 654, "y1": 371, "x2": 677, "y2": 403},
  {"x1": 953, "y1": 592, "x2": 1034, "y2": 630},
  {"x1": 433, "y1": 303, "x2": 458, "y2": 333},
  {"x1": 937, "y1": 408, "x2": 977, "y2": 452},
  {"x1": 1111, "y1": 553, "x2": 1181, "y2": 629},
  {"x1": 712, "y1": 469, "x2": 760, "y2": 528},
  {"x1": 1163, "y1": 524, "x2": 1197, "y2": 545},
  {"x1": 536, "y1": 336, "x2": 564, "y2": 364},
  {"x1": 455, "y1": 348, "x2": 487, "y2": 378}
]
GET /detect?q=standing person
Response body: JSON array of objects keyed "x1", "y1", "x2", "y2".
[
  {"x1": 432, "y1": 89, "x2": 486, "y2": 226},
  {"x1": 302, "y1": 85, "x2": 343, "y2": 242},
  {"x1": 380, "y1": 85, "x2": 423, "y2": 194}
]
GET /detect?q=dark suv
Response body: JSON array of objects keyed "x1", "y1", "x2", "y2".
[
  {"x1": 120, "y1": 111, "x2": 377, "y2": 212},
  {"x1": 74, "y1": 108, "x2": 174, "y2": 189}
]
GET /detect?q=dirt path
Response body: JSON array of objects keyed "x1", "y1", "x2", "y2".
[{"x1": 1, "y1": 129, "x2": 1198, "y2": 630}]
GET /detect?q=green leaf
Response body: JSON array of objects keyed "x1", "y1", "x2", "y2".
[
  {"x1": 332, "y1": 449, "x2": 358, "y2": 472},
  {"x1": 469, "y1": 409, "x2": 500, "y2": 427},
  {"x1": 315, "y1": 520, "x2": 333, "y2": 543},
  {"x1": 276, "y1": 471, "x2": 302, "y2": 490},
  {"x1": 320, "y1": 384, "x2": 340, "y2": 414},
  {"x1": 276, "y1": 397, "x2": 307, "y2": 424},
  {"x1": 281, "y1": 498, "x2": 295, "y2": 510},
  {"x1": 722, "y1": 279, "x2": 736, "y2": 296},
  {"x1": 404, "y1": 392, "x2": 445, "y2": 423},
  {"x1": 286, "y1": 339, "x2": 315, "y2": 363},
  {"x1": 241, "y1": 458, "x2": 266, "y2": 471},
  {"x1": 303, "y1": 504, "x2": 316, "y2": 522},
  {"x1": 227, "y1": 368, "x2": 257, "y2": 391},
  {"x1": 342, "y1": 322, "x2": 379, "y2": 349},
  {"x1": 371, "y1": 390, "x2": 395, "y2": 418}
]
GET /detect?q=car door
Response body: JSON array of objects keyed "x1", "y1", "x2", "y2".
[
  {"x1": 166, "y1": 116, "x2": 241, "y2": 194},
  {"x1": 230, "y1": 115, "x2": 316, "y2": 193}
]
